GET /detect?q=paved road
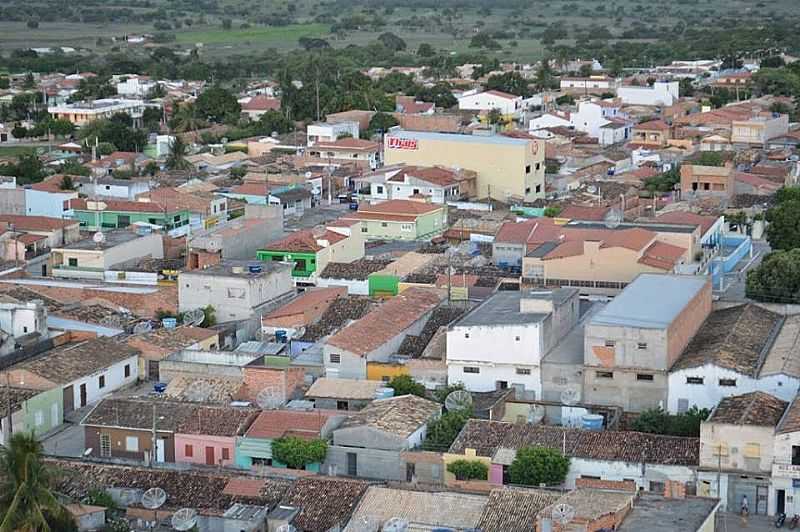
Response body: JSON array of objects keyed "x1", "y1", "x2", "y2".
[
  {"x1": 718, "y1": 512, "x2": 779, "y2": 531},
  {"x1": 717, "y1": 240, "x2": 770, "y2": 302}
]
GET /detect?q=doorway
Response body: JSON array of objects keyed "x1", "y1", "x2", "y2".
[
  {"x1": 777, "y1": 489, "x2": 786, "y2": 515},
  {"x1": 63, "y1": 385, "x2": 74, "y2": 414},
  {"x1": 346, "y1": 453, "x2": 358, "y2": 476},
  {"x1": 155, "y1": 439, "x2": 165, "y2": 462},
  {"x1": 205, "y1": 446, "x2": 215, "y2": 466},
  {"x1": 79, "y1": 383, "x2": 87, "y2": 407}
]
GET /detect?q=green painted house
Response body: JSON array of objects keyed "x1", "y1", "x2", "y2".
[
  {"x1": 69, "y1": 198, "x2": 190, "y2": 232},
  {"x1": 235, "y1": 409, "x2": 339, "y2": 471},
  {"x1": 342, "y1": 199, "x2": 447, "y2": 241},
  {"x1": 0, "y1": 386, "x2": 63, "y2": 443}
]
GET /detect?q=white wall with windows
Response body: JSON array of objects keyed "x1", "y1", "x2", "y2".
[
  {"x1": 667, "y1": 364, "x2": 799, "y2": 413},
  {"x1": 65, "y1": 355, "x2": 139, "y2": 410}
]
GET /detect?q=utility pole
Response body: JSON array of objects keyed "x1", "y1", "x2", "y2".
[
  {"x1": 150, "y1": 402, "x2": 157, "y2": 467},
  {"x1": 4, "y1": 373, "x2": 12, "y2": 444}
]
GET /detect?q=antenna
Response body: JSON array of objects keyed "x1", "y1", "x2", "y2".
[
  {"x1": 551, "y1": 503, "x2": 576, "y2": 526},
  {"x1": 528, "y1": 405, "x2": 546, "y2": 424},
  {"x1": 141, "y1": 487, "x2": 167, "y2": 510},
  {"x1": 170, "y1": 508, "x2": 198, "y2": 531},
  {"x1": 444, "y1": 390, "x2": 473, "y2": 413},
  {"x1": 603, "y1": 208, "x2": 623, "y2": 229},
  {"x1": 133, "y1": 321, "x2": 153, "y2": 335},
  {"x1": 183, "y1": 308, "x2": 205, "y2": 327},
  {"x1": 382, "y1": 517, "x2": 409, "y2": 532},
  {"x1": 256, "y1": 386, "x2": 283, "y2": 410}
]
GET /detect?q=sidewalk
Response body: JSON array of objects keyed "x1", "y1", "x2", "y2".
[{"x1": 718, "y1": 512, "x2": 777, "y2": 531}]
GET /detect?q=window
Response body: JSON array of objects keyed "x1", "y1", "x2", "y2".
[
  {"x1": 596, "y1": 371, "x2": 614, "y2": 379},
  {"x1": 98, "y1": 375, "x2": 105, "y2": 388},
  {"x1": 100, "y1": 434, "x2": 111, "y2": 457},
  {"x1": 464, "y1": 333, "x2": 470, "y2": 338},
  {"x1": 376, "y1": 185, "x2": 384, "y2": 194},
  {"x1": 329, "y1": 353, "x2": 341, "y2": 364},
  {"x1": 68, "y1": 257, "x2": 78, "y2": 267},
  {"x1": 361, "y1": 226, "x2": 368, "y2": 233},
  {"x1": 525, "y1": 187, "x2": 531, "y2": 194},
  {"x1": 463, "y1": 366, "x2": 480, "y2": 374},
  {"x1": 686, "y1": 377, "x2": 704, "y2": 385},
  {"x1": 535, "y1": 184, "x2": 541, "y2": 193},
  {"x1": 185, "y1": 444, "x2": 193, "y2": 457},
  {"x1": 535, "y1": 162, "x2": 541, "y2": 171},
  {"x1": 516, "y1": 368, "x2": 531, "y2": 375},
  {"x1": 23, "y1": 326, "x2": 27, "y2": 333},
  {"x1": 712, "y1": 443, "x2": 729, "y2": 456},
  {"x1": 337, "y1": 400, "x2": 349, "y2": 411},
  {"x1": 222, "y1": 448, "x2": 230, "y2": 460},
  {"x1": 525, "y1": 165, "x2": 531, "y2": 173},
  {"x1": 649, "y1": 481, "x2": 665, "y2": 494},
  {"x1": 382, "y1": 376, "x2": 391, "y2": 382},
  {"x1": 792, "y1": 445, "x2": 800, "y2": 466},
  {"x1": 381, "y1": 222, "x2": 388, "y2": 227},
  {"x1": 637, "y1": 342, "x2": 648, "y2": 350},
  {"x1": 124, "y1": 364, "x2": 131, "y2": 378},
  {"x1": 34, "y1": 410, "x2": 44, "y2": 427},
  {"x1": 604, "y1": 340, "x2": 616, "y2": 348},
  {"x1": 719, "y1": 378, "x2": 737, "y2": 387},
  {"x1": 515, "y1": 336, "x2": 521, "y2": 341},
  {"x1": 743, "y1": 442, "x2": 761, "y2": 459},
  {"x1": 125, "y1": 436, "x2": 139, "y2": 452},
  {"x1": 636, "y1": 373, "x2": 654, "y2": 382},
  {"x1": 400, "y1": 223, "x2": 414, "y2": 232},
  {"x1": 227, "y1": 287, "x2": 246, "y2": 299},
  {"x1": 173, "y1": 215, "x2": 181, "y2": 223}
]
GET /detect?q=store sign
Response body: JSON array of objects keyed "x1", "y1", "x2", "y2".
[
  {"x1": 387, "y1": 137, "x2": 418, "y2": 150},
  {"x1": 774, "y1": 463, "x2": 800, "y2": 479}
]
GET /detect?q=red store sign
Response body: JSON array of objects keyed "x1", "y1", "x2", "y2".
[{"x1": 387, "y1": 137, "x2": 418, "y2": 150}]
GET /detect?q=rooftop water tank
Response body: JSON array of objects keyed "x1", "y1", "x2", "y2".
[
  {"x1": 374, "y1": 387, "x2": 395, "y2": 399},
  {"x1": 162, "y1": 317, "x2": 177, "y2": 329},
  {"x1": 581, "y1": 414, "x2": 604, "y2": 431}
]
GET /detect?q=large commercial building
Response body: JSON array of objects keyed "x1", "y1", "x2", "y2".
[
  {"x1": 383, "y1": 130, "x2": 545, "y2": 203},
  {"x1": 47, "y1": 99, "x2": 147, "y2": 127}
]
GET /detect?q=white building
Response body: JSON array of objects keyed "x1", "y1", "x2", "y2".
[
  {"x1": 47, "y1": 99, "x2": 147, "y2": 127},
  {"x1": 51, "y1": 230, "x2": 164, "y2": 281},
  {"x1": 617, "y1": 81, "x2": 680, "y2": 107},
  {"x1": 360, "y1": 164, "x2": 473, "y2": 204},
  {"x1": 75, "y1": 176, "x2": 152, "y2": 201},
  {"x1": 668, "y1": 305, "x2": 800, "y2": 413},
  {"x1": 306, "y1": 121, "x2": 360, "y2": 147},
  {"x1": 529, "y1": 111, "x2": 572, "y2": 132},
  {"x1": 178, "y1": 260, "x2": 294, "y2": 322},
  {"x1": 457, "y1": 89, "x2": 523, "y2": 115},
  {"x1": 115, "y1": 76, "x2": 159, "y2": 98},
  {"x1": 569, "y1": 100, "x2": 632, "y2": 144},
  {"x1": 446, "y1": 288, "x2": 579, "y2": 399},
  {"x1": 772, "y1": 396, "x2": 800, "y2": 517},
  {"x1": 560, "y1": 76, "x2": 619, "y2": 94},
  {"x1": 0, "y1": 298, "x2": 48, "y2": 355}
]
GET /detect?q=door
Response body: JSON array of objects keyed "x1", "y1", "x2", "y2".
[
  {"x1": 756, "y1": 485, "x2": 768, "y2": 515},
  {"x1": 41, "y1": 264, "x2": 47, "y2": 276},
  {"x1": 79, "y1": 383, "x2": 87, "y2": 407},
  {"x1": 205, "y1": 446, "x2": 215, "y2": 466},
  {"x1": 346, "y1": 452, "x2": 357, "y2": 476},
  {"x1": 406, "y1": 462, "x2": 415, "y2": 482},
  {"x1": 51, "y1": 403, "x2": 59, "y2": 427},
  {"x1": 148, "y1": 360, "x2": 159, "y2": 381},
  {"x1": 778, "y1": 489, "x2": 786, "y2": 515},
  {"x1": 62, "y1": 385, "x2": 74, "y2": 414},
  {"x1": 155, "y1": 439, "x2": 165, "y2": 462}
]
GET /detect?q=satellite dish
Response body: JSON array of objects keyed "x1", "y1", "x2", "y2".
[
  {"x1": 171, "y1": 508, "x2": 197, "y2": 531},
  {"x1": 560, "y1": 387, "x2": 578, "y2": 406},
  {"x1": 184, "y1": 380, "x2": 214, "y2": 402},
  {"x1": 276, "y1": 525, "x2": 297, "y2": 532},
  {"x1": 603, "y1": 208, "x2": 623, "y2": 229},
  {"x1": 551, "y1": 503, "x2": 576, "y2": 525},
  {"x1": 444, "y1": 390, "x2": 473, "y2": 413},
  {"x1": 528, "y1": 405, "x2": 546, "y2": 424},
  {"x1": 256, "y1": 386, "x2": 283, "y2": 409},
  {"x1": 382, "y1": 517, "x2": 409, "y2": 532},
  {"x1": 133, "y1": 321, "x2": 153, "y2": 335},
  {"x1": 304, "y1": 171, "x2": 313, "y2": 179},
  {"x1": 205, "y1": 239, "x2": 221, "y2": 252},
  {"x1": 141, "y1": 487, "x2": 167, "y2": 510},
  {"x1": 93, "y1": 231, "x2": 105, "y2": 244},
  {"x1": 183, "y1": 309, "x2": 205, "y2": 326}
]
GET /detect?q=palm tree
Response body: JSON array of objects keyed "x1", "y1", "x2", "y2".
[
  {"x1": 0, "y1": 432, "x2": 73, "y2": 531},
  {"x1": 165, "y1": 136, "x2": 191, "y2": 171},
  {"x1": 170, "y1": 102, "x2": 207, "y2": 133}
]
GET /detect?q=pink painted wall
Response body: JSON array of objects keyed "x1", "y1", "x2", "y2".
[
  {"x1": 490, "y1": 464, "x2": 504, "y2": 485},
  {"x1": 174, "y1": 434, "x2": 236, "y2": 467}
]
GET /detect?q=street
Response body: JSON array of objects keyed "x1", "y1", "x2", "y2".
[{"x1": 717, "y1": 240, "x2": 770, "y2": 302}]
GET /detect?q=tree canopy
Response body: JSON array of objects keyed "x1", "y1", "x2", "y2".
[
  {"x1": 271, "y1": 437, "x2": 327, "y2": 469},
  {"x1": 631, "y1": 406, "x2": 709, "y2": 437},
  {"x1": 508, "y1": 447, "x2": 570, "y2": 487},
  {"x1": 194, "y1": 86, "x2": 241, "y2": 124},
  {"x1": 746, "y1": 248, "x2": 800, "y2": 304},
  {"x1": 387, "y1": 375, "x2": 426, "y2": 398}
]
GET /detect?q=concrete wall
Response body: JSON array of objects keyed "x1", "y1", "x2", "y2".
[
  {"x1": 492, "y1": 242, "x2": 525, "y2": 268},
  {"x1": 324, "y1": 445, "x2": 406, "y2": 480},
  {"x1": 0, "y1": 187, "x2": 25, "y2": 215},
  {"x1": 67, "y1": 354, "x2": 139, "y2": 409},
  {"x1": 584, "y1": 366, "x2": 667, "y2": 411},
  {"x1": 700, "y1": 421, "x2": 774, "y2": 473},
  {"x1": 25, "y1": 189, "x2": 78, "y2": 218},
  {"x1": 84, "y1": 426, "x2": 175, "y2": 462}
]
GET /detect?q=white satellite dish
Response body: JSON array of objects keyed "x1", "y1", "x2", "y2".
[
  {"x1": 93, "y1": 231, "x2": 105, "y2": 244},
  {"x1": 444, "y1": 390, "x2": 473, "y2": 413},
  {"x1": 603, "y1": 208, "x2": 623, "y2": 229},
  {"x1": 205, "y1": 239, "x2": 221, "y2": 252},
  {"x1": 560, "y1": 386, "x2": 578, "y2": 406},
  {"x1": 382, "y1": 517, "x2": 409, "y2": 532},
  {"x1": 141, "y1": 487, "x2": 167, "y2": 510},
  {"x1": 183, "y1": 309, "x2": 205, "y2": 327},
  {"x1": 304, "y1": 171, "x2": 313, "y2": 179},
  {"x1": 528, "y1": 405, "x2": 546, "y2": 424},
  {"x1": 171, "y1": 508, "x2": 198, "y2": 531},
  {"x1": 256, "y1": 386, "x2": 283, "y2": 409},
  {"x1": 551, "y1": 503, "x2": 576, "y2": 525},
  {"x1": 133, "y1": 321, "x2": 153, "y2": 335}
]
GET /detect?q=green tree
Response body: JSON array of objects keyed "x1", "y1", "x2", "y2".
[
  {"x1": 255, "y1": 110, "x2": 293, "y2": 136},
  {"x1": 142, "y1": 107, "x2": 163, "y2": 132},
  {"x1": 486, "y1": 71, "x2": 531, "y2": 97},
  {"x1": 508, "y1": 447, "x2": 570, "y2": 487},
  {"x1": 0, "y1": 432, "x2": 75, "y2": 531},
  {"x1": 378, "y1": 32, "x2": 407, "y2": 52},
  {"x1": 555, "y1": 94, "x2": 575, "y2": 106},
  {"x1": 195, "y1": 86, "x2": 241, "y2": 124},
  {"x1": 752, "y1": 68, "x2": 800, "y2": 98},
  {"x1": 1, "y1": 153, "x2": 46, "y2": 185},
  {"x1": 271, "y1": 437, "x2": 327, "y2": 469},
  {"x1": 165, "y1": 136, "x2": 191, "y2": 171},
  {"x1": 487, "y1": 108, "x2": 503, "y2": 125},
  {"x1": 60, "y1": 160, "x2": 89, "y2": 177},
  {"x1": 202, "y1": 305, "x2": 216, "y2": 327},
  {"x1": 423, "y1": 409, "x2": 471, "y2": 451},
  {"x1": 59, "y1": 175, "x2": 76, "y2": 190},
  {"x1": 747, "y1": 248, "x2": 800, "y2": 304},
  {"x1": 50, "y1": 119, "x2": 75, "y2": 137},
  {"x1": 469, "y1": 32, "x2": 501, "y2": 50},
  {"x1": 0, "y1": 77, "x2": 9, "y2": 90},
  {"x1": 222, "y1": 18, "x2": 232, "y2": 30},
  {"x1": 578, "y1": 63, "x2": 593, "y2": 77},
  {"x1": 446, "y1": 459, "x2": 488, "y2": 481},
  {"x1": 170, "y1": 102, "x2": 207, "y2": 133},
  {"x1": 544, "y1": 205, "x2": 562, "y2": 217},
  {"x1": 534, "y1": 59, "x2": 556, "y2": 91},
  {"x1": 69, "y1": 76, "x2": 117, "y2": 102},
  {"x1": 417, "y1": 43, "x2": 435, "y2": 57},
  {"x1": 766, "y1": 199, "x2": 800, "y2": 251},
  {"x1": 387, "y1": 375, "x2": 426, "y2": 398},
  {"x1": 631, "y1": 407, "x2": 709, "y2": 437},
  {"x1": 367, "y1": 112, "x2": 398, "y2": 136}
]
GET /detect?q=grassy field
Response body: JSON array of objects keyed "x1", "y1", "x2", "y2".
[
  {"x1": 175, "y1": 23, "x2": 330, "y2": 47},
  {"x1": 0, "y1": 145, "x2": 36, "y2": 157}
]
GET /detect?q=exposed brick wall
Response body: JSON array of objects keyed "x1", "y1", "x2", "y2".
[
  {"x1": 666, "y1": 279, "x2": 712, "y2": 367},
  {"x1": 664, "y1": 479, "x2": 687, "y2": 499},
  {"x1": 575, "y1": 478, "x2": 637, "y2": 492},
  {"x1": 240, "y1": 366, "x2": 305, "y2": 402}
]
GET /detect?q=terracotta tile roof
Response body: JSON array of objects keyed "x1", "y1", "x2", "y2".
[
  {"x1": 305, "y1": 377, "x2": 384, "y2": 400},
  {"x1": 495, "y1": 219, "x2": 537, "y2": 245},
  {"x1": 477, "y1": 487, "x2": 561, "y2": 532},
  {"x1": 0, "y1": 214, "x2": 77, "y2": 231},
  {"x1": 561, "y1": 227, "x2": 656, "y2": 252},
  {"x1": 164, "y1": 376, "x2": 243, "y2": 404},
  {"x1": 263, "y1": 287, "x2": 346, "y2": 321},
  {"x1": 17, "y1": 233, "x2": 48, "y2": 244},
  {"x1": 229, "y1": 182, "x2": 269, "y2": 196},
  {"x1": 357, "y1": 199, "x2": 443, "y2": 216},
  {"x1": 244, "y1": 409, "x2": 339, "y2": 440},
  {"x1": 484, "y1": 89, "x2": 519, "y2": 100},
  {"x1": 127, "y1": 326, "x2": 217, "y2": 360},
  {"x1": 635, "y1": 119, "x2": 670, "y2": 131},
  {"x1": 326, "y1": 287, "x2": 443, "y2": 356},
  {"x1": 28, "y1": 175, "x2": 78, "y2": 193},
  {"x1": 242, "y1": 95, "x2": 281, "y2": 112},
  {"x1": 559, "y1": 205, "x2": 611, "y2": 222},
  {"x1": 11, "y1": 337, "x2": 139, "y2": 385},
  {"x1": 655, "y1": 211, "x2": 718, "y2": 236},
  {"x1": 761, "y1": 315, "x2": 800, "y2": 379},
  {"x1": 315, "y1": 138, "x2": 379, "y2": 151},
  {"x1": 81, "y1": 398, "x2": 199, "y2": 432},
  {"x1": 176, "y1": 406, "x2": 256, "y2": 437},
  {"x1": 777, "y1": 394, "x2": 800, "y2": 434},
  {"x1": 279, "y1": 477, "x2": 369, "y2": 532},
  {"x1": 0, "y1": 386, "x2": 39, "y2": 412},
  {"x1": 338, "y1": 394, "x2": 441, "y2": 437},
  {"x1": 638, "y1": 241, "x2": 686, "y2": 270},
  {"x1": 222, "y1": 478, "x2": 268, "y2": 498},
  {"x1": 138, "y1": 187, "x2": 217, "y2": 214},
  {"x1": 671, "y1": 304, "x2": 784, "y2": 376},
  {"x1": 396, "y1": 96, "x2": 435, "y2": 114},
  {"x1": 735, "y1": 171, "x2": 782, "y2": 191},
  {"x1": 542, "y1": 240, "x2": 584, "y2": 260},
  {"x1": 707, "y1": 391, "x2": 787, "y2": 426},
  {"x1": 450, "y1": 419, "x2": 700, "y2": 466},
  {"x1": 264, "y1": 230, "x2": 324, "y2": 253},
  {"x1": 69, "y1": 197, "x2": 184, "y2": 214},
  {"x1": 389, "y1": 165, "x2": 460, "y2": 187}
]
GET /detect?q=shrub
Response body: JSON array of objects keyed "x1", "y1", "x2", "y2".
[
  {"x1": 447, "y1": 459, "x2": 488, "y2": 481},
  {"x1": 508, "y1": 447, "x2": 569, "y2": 486},
  {"x1": 272, "y1": 437, "x2": 327, "y2": 469}
]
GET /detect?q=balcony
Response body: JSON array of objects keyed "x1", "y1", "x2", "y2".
[{"x1": 24, "y1": 246, "x2": 50, "y2": 260}]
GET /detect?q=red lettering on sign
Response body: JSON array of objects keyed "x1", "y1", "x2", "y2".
[{"x1": 387, "y1": 137, "x2": 418, "y2": 150}]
